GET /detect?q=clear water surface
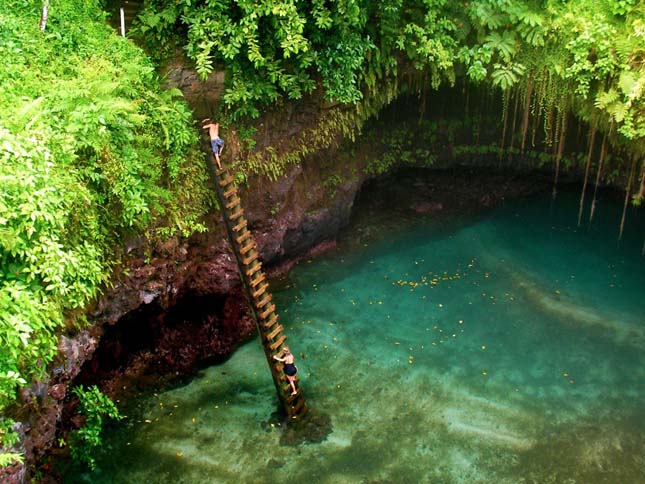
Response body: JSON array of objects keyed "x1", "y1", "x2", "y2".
[{"x1": 65, "y1": 185, "x2": 645, "y2": 484}]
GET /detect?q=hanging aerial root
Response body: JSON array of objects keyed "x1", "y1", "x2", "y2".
[
  {"x1": 589, "y1": 131, "x2": 608, "y2": 225},
  {"x1": 637, "y1": 158, "x2": 645, "y2": 204},
  {"x1": 521, "y1": 76, "x2": 534, "y2": 154},
  {"x1": 618, "y1": 157, "x2": 637, "y2": 242},
  {"x1": 578, "y1": 125, "x2": 596, "y2": 226},
  {"x1": 508, "y1": 88, "x2": 521, "y2": 162},
  {"x1": 500, "y1": 89, "x2": 511, "y2": 161},
  {"x1": 552, "y1": 103, "x2": 568, "y2": 200}
]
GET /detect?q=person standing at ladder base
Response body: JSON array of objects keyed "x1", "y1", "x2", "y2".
[
  {"x1": 273, "y1": 347, "x2": 298, "y2": 395},
  {"x1": 202, "y1": 119, "x2": 224, "y2": 169}
]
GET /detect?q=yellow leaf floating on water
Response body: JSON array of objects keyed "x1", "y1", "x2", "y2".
[{"x1": 176, "y1": 452, "x2": 184, "y2": 457}]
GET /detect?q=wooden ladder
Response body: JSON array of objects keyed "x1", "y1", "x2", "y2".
[{"x1": 207, "y1": 159, "x2": 307, "y2": 419}]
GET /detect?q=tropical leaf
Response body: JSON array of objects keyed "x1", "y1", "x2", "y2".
[
  {"x1": 618, "y1": 71, "x2": 637, "y2": 96},
  {"x1": 484, "y1": 31, "x2": 517, "y2": 62},
  {"x1": 473, "y1": 4, "x2": 507, "y2": 30},
  {"x1": 491, "y1": 63, "x2": 526, "y2": 90}
]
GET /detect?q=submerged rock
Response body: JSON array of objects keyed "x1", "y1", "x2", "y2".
[{"x1": 279, "y1": 410, "x2": 333, "y2": 446}]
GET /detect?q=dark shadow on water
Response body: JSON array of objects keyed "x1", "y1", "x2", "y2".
[{"x1": 278, "y1": 409, "x2": 333, "y2": 446}]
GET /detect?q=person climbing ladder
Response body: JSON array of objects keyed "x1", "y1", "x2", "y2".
[
  {"x1": 273, "y1": 347, "x2": 298, "y2": 395},
  {"x1": 202, "y1": 118, "x2": 224, "y2": 169}
]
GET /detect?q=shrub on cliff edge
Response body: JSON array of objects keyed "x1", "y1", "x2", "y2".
[{"x1": 0, "y1": 0, "x2": 211, "y2": 426}]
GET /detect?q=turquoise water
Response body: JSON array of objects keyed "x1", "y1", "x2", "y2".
[{"x1": 65, "y1": 187, "x2": 644, "y2": 483}]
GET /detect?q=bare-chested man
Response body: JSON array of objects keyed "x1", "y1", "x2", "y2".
[{"x1": 202, "y1": 119, "x2": 224, "y2": 169}]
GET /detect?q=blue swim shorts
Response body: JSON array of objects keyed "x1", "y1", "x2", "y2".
[{"x1": 211, "y1": 137, "x2": 224, "y2": 155}]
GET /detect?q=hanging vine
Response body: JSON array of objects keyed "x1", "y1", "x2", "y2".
[
  {"x1": 619, "y1": 156, "x2": 637, "y2": 241},
  {"x1": 589, "y1": 129, "x2": 609, "y2": 225},
  {"x1": 578, "y1": 124, "x2": 597, "y2": 226}
]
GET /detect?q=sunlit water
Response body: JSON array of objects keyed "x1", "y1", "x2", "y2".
[{"x1": 65, "y1": 184, "x2": 645, "y2": 484}]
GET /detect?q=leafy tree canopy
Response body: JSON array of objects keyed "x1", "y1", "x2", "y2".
[{"x1": 138, "y1": 0, "x2": 643, "y2": 149}]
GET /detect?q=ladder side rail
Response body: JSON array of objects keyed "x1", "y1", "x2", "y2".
[{"x1": 203, "y1": 149, "x2": 306, "y2": 416}]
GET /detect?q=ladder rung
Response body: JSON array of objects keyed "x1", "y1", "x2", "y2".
[
  {"x1": 261, "y1": 313, "x2": 278, "y2": 329},
  {"x1": 290, "y1": 391, "x2": 304, "y2": 406},
  {"x1": 250, "y1": 273, "x2": 266, "y2": 288},
  {"x1": 236, "y1": 230, "x2": 252, "y2": 245},
  {"x1": 268, "y1": 328, "x2": 284, "y2": 349},
  {"x1": 246, "y1": 262, "x2": 262, "y2": 277},
  {"x1": 260, "y1": 304, "x2": 275, "y2": 320},
  {"x1": 219, "y1": 175, "x2": 234, "y2": 187},
  {"x1": 252, "y1": 282, "x2": 268, "y2": 298},
  {"x1": 224, "y1": 187, "x2": 236, "y2": 198},
  {"x1": 266, "y1": 324, "x2": 283, "y2": 341},
  {"x1": 225, "y1": 198, "x2": 240, "y2": 211},
  {"x1": 240, "y1": 241, "x2": 256, "y2": 255},
  {"x1": 282, "y1": 377, "x2": 299, "y2": 394},
  {"x1": 255, "y1": 294, "x2": 272, "y2": 310},
  {"x1": 229, "y1": 208, "x2": 244, "y2": 220},
  {"x1": 291, "y1": 396, "x2": 306, "y2": 414},
  {"x1": 233, "y1": 220, "x2": 247, "y2": 232},
  {"x1": 241, "y1": 252, "x2": 258, "y2": 266}
]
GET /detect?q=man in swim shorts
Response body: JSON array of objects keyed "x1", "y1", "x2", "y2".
[{"x1": 202, "y1": 119, "x2": 224, "y2": 169}]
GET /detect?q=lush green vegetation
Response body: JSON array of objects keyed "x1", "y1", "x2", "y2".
[
  {"x1": 0, "y1": 0, "x2": 211, "y2": 436},
  {"x1": 138, "y1": 0, "x2": 643, "y2": 165},
  {"x1": 68, "y1": 385, "x2": 121, "y2": 470}
]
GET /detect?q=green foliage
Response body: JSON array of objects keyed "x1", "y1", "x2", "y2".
[
  {"x1": 0, "y1": 452, "x2": 23, "y2": 467},
  {"x1": 322, "y1": 174, "x2": 344, "y2": 198},
  {"x1": 69, "y1": 385, "x2": 121, "y2": 470},
  {"x1": 492, "y1": 63, "x2": 526, "y2": 90},
  {"x1": 139, "y1": 0, "x2": 643, "y2": 154},
  {"x1": 0, "y1": 418, "x2": 22, "y2": 469},
  {"x1": 232, "y1": 80, "x2": 399, "y2": 181},
  {"x1": 0, "y1": 0, "x2": 211, "y2": 415},
  {"x1": 0, "y1": 418, "x2": 18, "y2": 448},
  {"x1": 609, "y1": 0, "x2": 637, "y2": 16},
  {"x1": 364, "y1": 125, "x2": 430, "y2": 175}
]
